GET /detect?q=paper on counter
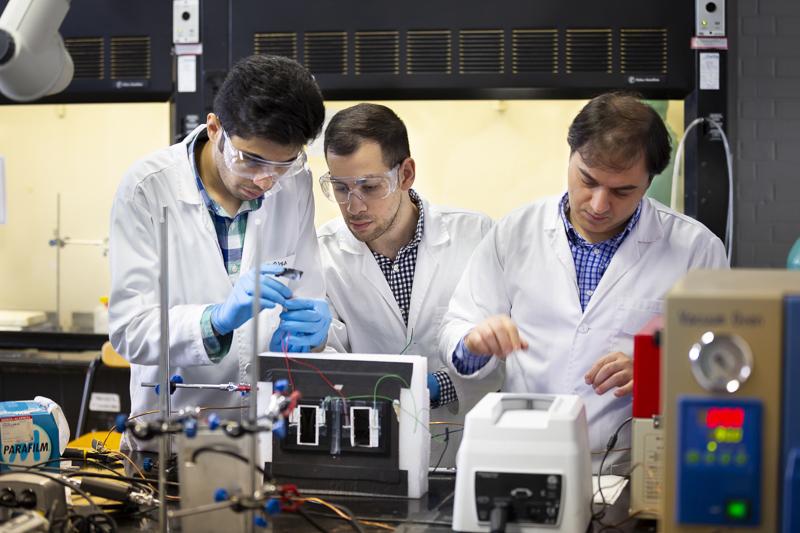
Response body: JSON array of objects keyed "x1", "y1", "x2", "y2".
[{"x1": 592, "y1": 475, "x2": 628, "y2": 505}]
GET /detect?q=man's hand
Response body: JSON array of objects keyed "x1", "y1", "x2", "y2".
[
  {"x1": 210, "y1": 264, "x2": 292, "y2": 335},
  {"x1": 465, "y1": 315, "x2": 529, "y2": 359},
  {"x1": 584, "y1": 352, "x2": 633, "y2": 397},
  {"x1": 269, "y1": 298, "x2": 331, "y2": 352}
]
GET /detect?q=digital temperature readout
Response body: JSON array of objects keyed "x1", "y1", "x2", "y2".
[{"x1": 705, "y1": 407, "x2": 745, "y2": 428}]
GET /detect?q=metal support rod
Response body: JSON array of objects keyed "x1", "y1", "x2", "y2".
[
  {"x1": 55, "y1": 194, "x2": 61, "y2": 331},
  {"x1": 248, "y1": 219, "x2": 262, "y2": 533},
  {"x1": 158, "y1": 206, "x2": 171, "y2": 532}
]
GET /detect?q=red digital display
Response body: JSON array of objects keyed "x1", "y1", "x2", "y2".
[{"x1": 706, "y1": 407, "x2": 745, "y2": 428}]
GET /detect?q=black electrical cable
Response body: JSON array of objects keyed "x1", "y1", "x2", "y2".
[
  {"x1": 334, "y1": 502, "x2": 366, "y2": 533},
  {"x1": 295, "y1": 506, "x2": 329, "y2": 533},
  {"x1": 5, "y1": 456, "x2": 123, "y2": 477},
  {"x1": 591, "y1": 416, "x2": 633, "y2": 525},
  {"x1": 430, "y1": 428, "x2": 464, "y2": 440},
  {"x1": 489, "y1": 502, "x2": 509, "y2": 533},
  {"x1": 63, "y1": 471, "x2": 176, "y2": 492},
  {"x1": 189, "y1": 446, "x2": 266, "y2": 476},
  {"x1": 430, "y1": 427, "x2": 450, "y2": 474}
]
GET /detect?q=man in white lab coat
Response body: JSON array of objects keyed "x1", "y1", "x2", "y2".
[
  {"x1": 109, "y1": 56, "x2": 332, "y2": 450},
  {"x1": 317, "y1": 103, "x2": 502, "y2": 468},
  {"x1": 440, "y1": 93, "x2": 728, "y2": 470}
]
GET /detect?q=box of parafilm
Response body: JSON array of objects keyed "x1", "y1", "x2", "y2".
[{"x1": 0, "y1": 401, "x2": 62, "y2": 471}]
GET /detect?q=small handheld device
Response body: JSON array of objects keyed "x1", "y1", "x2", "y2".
[{"x1": 276, "y1": 268, "x2": 303, "y2": 280}]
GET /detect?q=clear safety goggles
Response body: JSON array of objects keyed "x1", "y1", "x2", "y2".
[
  {"x1": 219, "y1": 128, "x2": 307, "y2": 181},
  {"x1": 318, "y1": 166, "x2": 400, "y2": 204}
]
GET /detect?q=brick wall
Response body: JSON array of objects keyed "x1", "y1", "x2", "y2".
[{"x1": 735, "y1": 0, "x2": 800, "y2": 266}]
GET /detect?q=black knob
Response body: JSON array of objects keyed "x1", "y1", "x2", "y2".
[
  {"x1": 18, "y1": 489, "x2": 37, "y2": 509},
  {"x1": 182, "y1": 11, "x2": 191, "y2": 20},
  {"x1": 0, "y1": 487, "x2": 16, "y2": 506},
  {"x1": 0, "y1": 29, "x2": 16, "y2": 66},
  {"x1": 706, "y1": 2, "x2": 717, "y2": 13}
]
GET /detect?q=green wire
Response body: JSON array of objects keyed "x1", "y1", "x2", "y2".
[{"x1": 346, "y1": 394, "x2": 429, "y2": 435}]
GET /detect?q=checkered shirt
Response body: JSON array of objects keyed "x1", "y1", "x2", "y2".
[
  {"x1": 371, "y1": 190, "x2": 456, "y2": 408},
  {"x1": 452, "y1": 193, "x2": 642, "y2": 375},
  {"x1": 188, "y1": 131, "x2": 263, "y2": 362},
  {"x1": 559, "y1": 193, "x2": 641, "y2": 312}
]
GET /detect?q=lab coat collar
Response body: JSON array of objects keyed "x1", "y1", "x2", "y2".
[
  {"x1": 174, "y1": 125, "x2": 209, "y2": 206},
  {"x1": 543, "y1": 192, "x2": 664, "y2": 244},
  {"x1": 335, "y1": 193, "x2": 450, "y2": 254}
]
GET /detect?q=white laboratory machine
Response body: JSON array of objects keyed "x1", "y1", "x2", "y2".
[{"x1": 453, "y1": 393, "x2": 592, "y2": 532}]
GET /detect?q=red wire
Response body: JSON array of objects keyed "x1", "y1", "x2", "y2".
[
  {"x1": 280, "y1": 332, "x2": 346, "y2": 401},
  {"x1": 281, "y1": 332, "x2": 296, "y2": 392}
]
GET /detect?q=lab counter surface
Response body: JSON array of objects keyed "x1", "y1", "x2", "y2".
[{"x1": 113, "y1": 470, "x2": 651, "y2": 532}]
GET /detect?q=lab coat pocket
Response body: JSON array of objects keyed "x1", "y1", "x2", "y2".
[{"x1": 610, "y1": 297, "x2": 663, "y2": 355}]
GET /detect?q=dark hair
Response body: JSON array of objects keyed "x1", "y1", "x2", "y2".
[
  {"x1": 213, "y1": 55, "x2": 325, "y2": 147},
  {"x1": 324, "y1": 103, "x2": 410, "y2": 167},
  {"x1": 567, "y1": 92, "x2": 671, "y2": 179}
]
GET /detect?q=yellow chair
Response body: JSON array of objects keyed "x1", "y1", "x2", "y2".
[{"x1": 68, "y1": 342, "x2": 129, "y2": 451}]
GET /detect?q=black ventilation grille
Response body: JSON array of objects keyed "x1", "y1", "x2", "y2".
[
  {"x1": 64, "y1": 38, "x2": 104, "y2": 80},
  {"x1": 304, "y1": 32, "x2": 347, "y2": 74},
  {"x1": 459, "y1": 29, "x2": 504, "y2": 74},
  {"x1": 620, "y1": 28, "x2": 667, "y2": 74},
  {"x1": 355, "y1": 31, "x2": 400, "y2": 74},
  {"x1": 512, "y1": 29, "x2": 558, "y2": 74},
  {"x1": 254, "y1": 32, "x2": 297, "y2": 61},
  {"x1": 407, "y1": 30, "x2": 452, "y2": 74},
  {"x1": 566, "y1": 29, "x2": 612, "y2": 73},
  {"x1": 110, "y1": 36, "x2": 150, "y2": 79}
]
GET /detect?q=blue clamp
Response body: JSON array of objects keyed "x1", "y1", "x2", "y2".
[
  {"x1": 142, "y1": 457, "x2": 154, "y2": 472},
  {"x1": 274, "y1": 379, "x2": 289, "y2": 393},
  {"x1": 254, "y1": 516, "x2": 268, "y2": 528},
  {"x1": 155, "y1": 374, "x2": 184, "y2": 396},
  {"x1": 114, "y1": 414, "x2": 128, "y2": 433},
  {"x1": 184, "y1": 418, "x2": 197, "y2": 438},
  {"x1": 272, "y1": 419, "x2": 287, "y2": 440},
  {"x1": 213, "y1": 488, "x2": 229, "y2": 502},
  {"x1": 207, "y1": 413, "x2": 220, "y2": 431},
  {"x1": 264, "y1": 498, "x2": 281, "y2": 516}
]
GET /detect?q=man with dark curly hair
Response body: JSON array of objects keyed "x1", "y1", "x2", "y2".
[{"x1": 109, "y1": 55, "x2": 330, "y2": 450}]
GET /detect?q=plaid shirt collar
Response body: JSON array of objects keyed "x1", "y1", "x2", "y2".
[
  {"x1": 188, "y1": 129, "x2": 262, "y2": 217},
  {"x1": 559, "y1": 193, "x2": 641, "y2": 250}
]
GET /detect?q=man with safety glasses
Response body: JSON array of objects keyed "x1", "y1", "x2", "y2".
[
  {"x1": 108, "y1": 55, "x2": 331, "y2": 451},
  {"x1": 317, "y1": 103, "x2": 502, "y2": 468}
]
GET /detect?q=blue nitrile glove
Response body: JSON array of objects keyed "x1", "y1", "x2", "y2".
[
  {"x1": 269, "y1": 298, "x2": 331, "y2": 351},
  {"x1": 269, "y1": 326, "x2": 310, "y2": 353},
  {"x1": 210, "y1": 264, "x2": 293, "y2": 336},
  {"x1": 427, "y1": 373, "x2": 441, "y2": 404}
]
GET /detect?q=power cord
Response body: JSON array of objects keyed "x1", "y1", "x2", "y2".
[
  {"x1": 489, "y1": 502, "x2": 509, "y2": 533},
  {"x1": 671, "y1": 116, "x2": 735, "y2": 265},
  {"x1": 591, "y1": 416, "x2": 633, "y2": 525}
]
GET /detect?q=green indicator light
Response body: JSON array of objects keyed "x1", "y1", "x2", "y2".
[
  {"x1": 707, "y1": 441, "x2": 718, "y2": 452},
  {"x1": 726, "y1": 500, "x2": 749, "y2": 520},
  {"x1": 720, "y1": 453, "x2": 731, "y2": 465},
  {"x1": 704, "y1": 452, "x2": 716, "y2": 464}
]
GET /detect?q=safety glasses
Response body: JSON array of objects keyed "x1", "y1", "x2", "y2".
[
  {"x1": 219, "y1": 128, "x2": 307, "y2": 181},
  {"x1": 318, "y1": 166, "x2": 400, "y2": 205}
]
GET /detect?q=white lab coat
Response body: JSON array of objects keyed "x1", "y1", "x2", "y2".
[
  {"x1": 109, "y1": 125, "x2": 325, "y2": 450},
  {"x1": 318, "y1": 198, "x2": 503, "y2": 467},
  {"x1": 440, "y1": 195, "x2": 728, "y2": 464}
]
